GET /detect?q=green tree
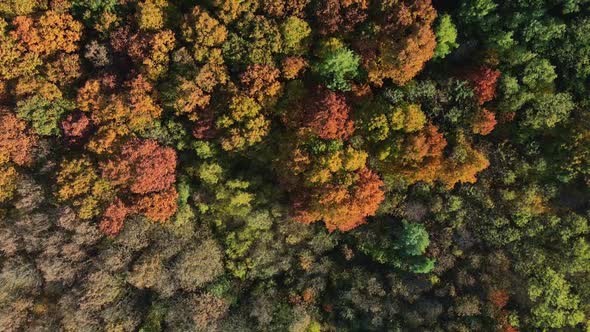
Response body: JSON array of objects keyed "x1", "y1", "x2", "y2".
[
  {"x1": 281, "y1": 16, "x2": 311, "y2": 55},
  {"x1": 528, "y1": 268, "x2": 585, "y2": 329},
  {"x1": 312, "y1": 39, "x2": 360, "y2": 91},
  {"x1": 433, "y1": 14, "x2": 459, "y2": 59}
]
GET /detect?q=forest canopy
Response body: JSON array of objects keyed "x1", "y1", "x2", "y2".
[{"x1": 1, "y1": 0, "x2": 590, "y2": 331}]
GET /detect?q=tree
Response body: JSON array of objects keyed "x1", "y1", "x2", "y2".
[
  {"x1": 390, "y1": 103, "x2": 427, "y2": 133},
  {"x1": 439, "y1": 134, "x2": 490, "y2": 188},
  {"x1": 216, "y1": 95, "x2": 270, "y2": 151},
  {"x1": 360, "y1": 0, "x2": 437, "y2": 86},
  {"x1": 294, "y1": 167, "x2": 385, "y2": 232},
  {"x1": 0, "y1": 165, "x2": 18, "y2": 203},
  {"x1": 281, "y1": 56, "x2": 307, "y2": 79},
  {"x1": 356, "y1": 220, "x2": 434, "y2": 273},
  {"x1": 259, "y1": 0, "x2": 309, "y2": 18},
  {"x1": 240, "y1": 64, "x2": 282, "y2": 104},
  {"x1": 304, "y1": 88, "x2": 355, "y2": 140},
  {"x1": 128, "y1": 30, "x2": 176, "y2": 80},
  {"x1": 378, "y1": 124, "x2": 448, "y2": 185},
  {"x1": 0, "y1": 27, "x2": 41, "y2": 80},
  {"x1": 528, "y1": 268, "x2": 585, "y2": 329},
  {"x1": 84, "y1": 40, "x2": 111, "y2": 67},
  {"x1": 472, "y1": 109, "x2": 497, "y2": 135},
  {"x1": 0, "y1": 112, "x2": 37, "y2": 166},
  {"x1": 61, "y1": 112, "x2": 92, "y2": 145},
  {"x1": 173, "y1": 240, "x2": 224, "y2": 291},
  {"x1": 523, "y1": 92, "x2": 574, "y2": 129},
  {"x1": 101, "y1": 139, "x2": 177, "y2": 195},
  {"x1": 434, "y1": 14, "x2": 459, "y2": 59},
  {"x1": 222, "y1": 14, "x2": 282, "y2": 68},
  {"x1": 45, "y1": 53, "x2": 81, "y2": 86},
  {"x1": 137, "y1": 0, "x2": 167, "y2": 31},
  {"x1": 312, "y1": 0, "x2": 342, "y2": 36},
  {"x1": 312, "y1": 0, "x2": 368, "y2": 36},
  {"x1": 16, "y1": 94, "x2": 75, "y2": 136},
  {"x1": 312, "y1": 39, "x2": 360, "y2": 91},
  {"x1": 0, "y1": 0, "x2": 42, "y2": 16},
  {"x1": 181, "y1": 5, "x2": 228, "y2": 63},
  {"x1": 56, "y1": 157, "x2": 113, "y2": 220},
  {"x1": 134, "y1": 187, "x2": 178, "y2": 223},
  {"x1": 464, "y1": 66, "x2": 501, "y2": 105},
  {"x1": 99, "y1": 198, "x2": 128, "y2": 236},
  {"x1": 281, "y1": 16, "x2": 311, "y2": 55},
  {"x1": 12, "y1": 11, "x2": 82, "y2": 56}
]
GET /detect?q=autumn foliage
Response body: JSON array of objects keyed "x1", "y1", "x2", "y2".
[
  {"x1": 0, "y1": 2, "x2": 586, "y2": 332},
  {"x1": 305, "y1": 88, "x2": 355, "y2": 140},
  {"x1": 465, "y1": 66, "x2": 501, "y2": 105},
  {"x1": 472, "y1": 109, "x2": 497, "y2": 135},
  {"x1": 12, "y1": 11, "x2": 82, "y2": 56},
  {"x1": 358, "y1": 0, "x2": 437, "y2": 86},
  {"x1": 277, "y1": 87, "x2": 384, "y2": 231},
  {"x1": 102, "y1": 139, "x2": 177, "y2": 195},
  {"x1": 94, "y1": 139, "x2": 178, "y2": 234},
  {"x1": 0, "y1": 112, "x2": 37, "y2": 166}
]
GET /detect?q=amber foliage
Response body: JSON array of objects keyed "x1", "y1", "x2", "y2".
[
  {"x1": 360, "y1": 0, "x2": 437, "y2": 85},
  {"x1": 294, "y1": 167, "x2": 385, "y2": 232},
  {"x1": 0, "y1": 112, "x2": 37, "y2": 166},
  {"x1": 12, "y1": 11, "x2": 82, "y2": 56}
]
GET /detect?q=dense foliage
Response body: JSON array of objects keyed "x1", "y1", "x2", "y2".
[{"x1": 1, "y1": 0, "x2": 590, "y2": 331}]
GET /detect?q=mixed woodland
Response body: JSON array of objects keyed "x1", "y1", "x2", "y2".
[{"x1": 1, "y1": 0, "x2": 590, "y2": 331}]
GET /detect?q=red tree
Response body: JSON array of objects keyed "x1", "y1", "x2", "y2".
[
  {"x1": 489, "y1": 289, "x2": 509, "y2": 309},
  {"x1": 465, "y1": 66, "x2": 501, "y2": 105}
]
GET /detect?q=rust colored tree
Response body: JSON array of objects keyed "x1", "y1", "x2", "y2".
[
  {"x1": 240, "y1": 64, "x2": 282, "y2": 104},
  {"x1": 313, "y1": 0, "x2": 368, "y2": 35},
  {"x1": 99, "y1": 198, "x2": 129, "y2": 237},
  {"x1": 293, "y1": 167, "x2": 384, "y2": 232},
  {"x1": 465, "y1": 66, "x2": 501, "y2": 105},
  {"x1": 134, "y1": 187, "x2": 179, "y2": 223},
  {"x1": 304, "y1": 88, "x2": 355, "y2": 140},
  {"x1": 101, "y1": 139, "x2": 177, "y2": 195},
  {"x1": 61, "y1": 112, "x2": 92, "y2": 145},
  {"x1": 0, "y1": 111, "x2": 37, "y2": 166}
]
